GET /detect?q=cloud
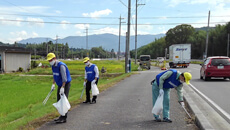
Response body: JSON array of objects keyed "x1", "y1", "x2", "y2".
[
  {"x1": 10, "y1": 31, "x2": 27, "y2": 37},
  {"x1": 9, "y1": 31, "x2": 28, "y2": 42},
  {"x1": 55, "y1": 10, "x2": 62, "y2": 14},
  {"x1": 82, "y1": 9, "x2": 112, "y2": 18},
  {"x1": 32, "y1": 32, "x2": 38, "y2": 37},
  {"x1": 75, "y1": 31, "x2": 85, "y2": 36},
  {"x1": 158, "y1": 26, "x2": 167, "y2": 34},
  {"x1": 26, "y1": 17, "x2": 44, "y2": 27},
  {"x1": 60, "y1": 20, "x2": 70, "y2": 29},
  {"x1": 0, "y1": 16, "x2": 23, "y2": 26},
  {"x1": 74, "y1": 24, "x2": 90, "y2": 29},
  {"x1": 8, "y1": 30, "x2": 39, "y2": 43},
  {"x1": 191, "y1": 3, "x2": 230, "y2": 28},
  {"x1": 92, "y1": 27, "x2": 118, "y2": 35}
]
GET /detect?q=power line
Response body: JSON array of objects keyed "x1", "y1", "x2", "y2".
[
  {"x1": 0, "y1": 13, "x2": 120, "y2": 19},
  {"x1": 118, "y1": 0, "x2": 128, "y2": 8},
  {"x1": 0, "y1": 18, "x2": 228, "y2": 25},
  {"x1": 0, "y1": 13, "x2": 230, "y2": 19},
  {"x1": 2, "y1": 0, "x2": 60, "y2": 22}
]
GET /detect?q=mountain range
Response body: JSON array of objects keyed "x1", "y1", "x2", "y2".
[{"x1": 18, "y1": 33, "x2": 165, "y2": 52}]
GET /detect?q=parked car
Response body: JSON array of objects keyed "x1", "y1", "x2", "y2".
[
  {"x1": 139, "y1": 55, "x2": 151, "y2": 70},
  {"x1": 200, "y1": 56, "x2": 230, "y2": 81}
]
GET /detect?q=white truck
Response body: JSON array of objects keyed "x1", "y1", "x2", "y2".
[{"x1": 169, "y1": 44, "x2": 191, "y2": 68}]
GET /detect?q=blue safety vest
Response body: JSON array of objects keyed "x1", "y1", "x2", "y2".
[
  {"x1": 52, "y1": 62, "x2": 72, "y2": 87},
  {"x1": 156, "y1": 69, "x2": 181, "y2": 88},
  {"x1": 85, "y1": 64, "x2": 98, "y2": 82}
]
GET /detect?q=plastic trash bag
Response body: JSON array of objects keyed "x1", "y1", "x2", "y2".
[
  {"x1": 152, "y1": 92, "x2": 164, "y2": 115},
  {"x1": 91, "y1": 82, "x2": 99, "y2": 96},
  {"x1": 53, "y1": 94, "x2": 71, "y2": 116}
]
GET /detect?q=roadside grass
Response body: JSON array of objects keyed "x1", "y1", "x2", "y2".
[
  {"x1": 0, "y1": 60, "x2": 138, "y2": 129},
  {"x1": 27, "y1": 60, "x2": 139, "y2": 75},
  {"x1": 190, "y1": 60, "x2": 203, "y2": 64}
]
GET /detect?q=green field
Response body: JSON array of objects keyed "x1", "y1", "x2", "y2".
[
  {"x1": 0, "y1": 60, "x2": 138, "y2": 130},
  {"x1": 28, "y1": 60, "x2": 138, "y2": 75}
]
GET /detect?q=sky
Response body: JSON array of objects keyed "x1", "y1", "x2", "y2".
[{"x1": 0, "y1": 0, "x2": 230, "y2": 44}]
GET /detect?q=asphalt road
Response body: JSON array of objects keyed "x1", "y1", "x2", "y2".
[
  {"x1": 39, "y1": 66, "x2": 198, "y2": 130},
  {"x1": 185, "y1": 64, "x2": 230, "y2": 116}
]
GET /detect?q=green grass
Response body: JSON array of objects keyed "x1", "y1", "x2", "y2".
[
  {"x1": 27, "y1": 60, "x2": 139, "y2": 75},
  {"x1": 0, "y1": 60, "x2": 138, "y2": 130}
]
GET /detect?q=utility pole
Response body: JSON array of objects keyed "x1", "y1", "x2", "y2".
[
  {"x1": 118, "y1": 15, "x2": 125, "y2": 60},
  {"x1": 165, "y1": 48, "x2": 167, "y2": 60},
  {"x1": 56, "y1": 35, "x2": 59, "y2": 59},
  {"x1": 34, "y1": 44, "x2": 36, "y2": 60},
  {"x1": 205, "y1": 11, "x2": 210, "y2": 59},
  {"x1": 228, "y1": 33, "x2": 230, "y2": 57},
  {"x1": 46, "y1": 38, "x2": 48, "y2": 55},
  {"x1": 63, "y1": 44, "x2": 65, "y2": 59},
  {"x1": 86, "y1": 28, "x2": 89, "y2": 57},
  {"x1": 135, "y1": 0, "x2": 145, "y2": 64},
  {"x1": 71, "y1": 47, "x2": 73, "y2": 59},
  {"x1": 125, "y1": 0, "x2": 131, "y2": 73}
]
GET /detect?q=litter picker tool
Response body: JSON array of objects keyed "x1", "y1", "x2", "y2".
[
  {"x1": 80, "y1": 86, "x2": 85, "y2": 99},
  {"x1": 43, "y1": 89, "x2": 54, "y2": 105},
  {"x1": 179, "y1": 102, "x2": 192, "y2": 119}
]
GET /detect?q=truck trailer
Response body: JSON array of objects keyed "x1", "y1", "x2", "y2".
[{"x1": 169, "y1": 44, "x2": 191, "y2": 68}]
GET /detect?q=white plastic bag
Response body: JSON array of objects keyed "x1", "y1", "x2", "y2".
[
  {"x1": 152, "y1": 92, "x2": 164, "y2": 115},
  {"x1": 91, "y1": 83, "x2": 99, "y2": 96},
  {"x1": 53, "y1": 94, "x2": 71, "y2": 116}
]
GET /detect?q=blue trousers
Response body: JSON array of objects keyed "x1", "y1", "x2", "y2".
[{"x1": 152, "y1": 81, "x2": 171, "y2": 118}]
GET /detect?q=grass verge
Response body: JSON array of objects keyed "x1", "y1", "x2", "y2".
[{"x1": 0, "y1": 72, "x2": 134, "y2": 130}]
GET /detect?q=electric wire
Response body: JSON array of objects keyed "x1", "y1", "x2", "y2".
[{"x1": 0, "y1": 18, "x2": 228, "y2": 25}]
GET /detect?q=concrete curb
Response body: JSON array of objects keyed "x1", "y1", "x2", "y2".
[{"x1": 183, "y1": 84, "x2": 230, "y2": 130}]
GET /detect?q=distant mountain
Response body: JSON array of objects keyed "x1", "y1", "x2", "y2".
[
  {"x1": 195, "y1": 27, "x2": 215, "y2": 31},
  {"x1": 19, "y1": 38, "x2": 53, "y2": 44},
  {"x1": 18, "y1": 33, "x2": 165, "y2": 52}
]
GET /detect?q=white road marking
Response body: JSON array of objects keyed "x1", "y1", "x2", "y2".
[{"x1": 189, "y1": 83, "x2": 230, "y2": 123}]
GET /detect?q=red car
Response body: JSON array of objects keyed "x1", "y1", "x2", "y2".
[{"x1": 200, "y1": 56, "x2": 230, "y2": 81}]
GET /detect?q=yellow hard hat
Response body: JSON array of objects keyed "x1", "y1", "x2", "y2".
[
  {"x1": 47, "y1": 53, "x2": 56, "y2": 61},
  {"x1": 83, "y1": 57, "x2": 90, "y2": 63},
  {"x1": 184, "y1": 72, "x2": 192, "y2": 85}
]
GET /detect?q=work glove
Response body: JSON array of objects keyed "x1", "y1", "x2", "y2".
[
  {"x1": 51, "y1": 84, "x2": 55, "y2": 91},
  {"x1": 180, "y1": 101, "x2": 185, "y2": 107},
  {"x1": 159, "y1": 89, "x2": 164, "y2": 96},
  {"x1": 92, "y1": 80, "x2": 96, "y2": 84},
  {"x1": 83, "y1": 81, "x2": 86, "y2": 87},
  {"x1": 59, "y1": 87, "x2": 64, "y2": 95}
]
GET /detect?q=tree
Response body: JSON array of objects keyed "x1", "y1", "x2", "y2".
[
  {"x1": 188, "y1": 30, "x2": 206, "y2": 59},
  {"x1": 165, "y1": 24, "x2": 195, "y2": 46}
]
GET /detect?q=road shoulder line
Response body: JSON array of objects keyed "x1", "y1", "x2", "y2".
[{"x1": 183, "y1": 84, "x2": 230, "y2": 130}]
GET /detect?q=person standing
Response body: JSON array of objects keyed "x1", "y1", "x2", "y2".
[
  {"x1": 83, "y1": 57, "x2": 99, "y2": 104},
  {"x1": 47, "y1": 53, "x2": 72, "y2": 123},
  {"x1": 151, "y1": 69, "x2": 192, "y2": 123}
]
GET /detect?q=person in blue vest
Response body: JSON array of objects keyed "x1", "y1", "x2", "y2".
[
  {"x1": 83, "y1": 57, "x2": 99, "y2": 104},
  {"x1": 151, "y1": 69, "x2": 192, "y2": 123},
  {"x1": 47, "y1": 53, "x2": 72, "y2": 123}
]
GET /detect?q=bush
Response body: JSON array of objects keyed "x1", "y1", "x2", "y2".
[
  {"x1": 18, "y1": 67, "x2": 23, "y2": 72},
  {"x1": 31, "y1": 61, "x2": 38, "y2": 69}
]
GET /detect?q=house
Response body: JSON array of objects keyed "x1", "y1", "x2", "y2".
[{"x1": 0, "y1": 46, "x2": 31, "y2": 72}]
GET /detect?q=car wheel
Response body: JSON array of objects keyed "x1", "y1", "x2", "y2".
[
  {"x1": 203, "y1": 73, "x2": 210, "y2": 81},
  {"x1": 200, "y1": 73, "x2": 203, "y2": 79}
]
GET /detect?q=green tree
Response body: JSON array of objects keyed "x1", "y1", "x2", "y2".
[
  {"x1": 165, "y1": 24, "x2": 195, "y2": 46},
  {"x1": 188, "y1": 30, "x2": 206, "y2": 59}
]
